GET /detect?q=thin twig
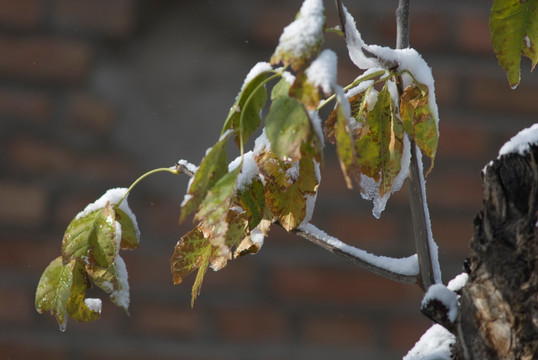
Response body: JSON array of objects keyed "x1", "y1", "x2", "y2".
[
  {"x1": 293, "y1": 224, "x2": 418, "y2": 285},
  {"x1": 396, "y1": 0, "x2": 436, "y2": 290}
]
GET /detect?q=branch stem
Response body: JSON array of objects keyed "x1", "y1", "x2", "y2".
[{"x1": 118, "y1": 167, "x2": 179, "y2": 206}]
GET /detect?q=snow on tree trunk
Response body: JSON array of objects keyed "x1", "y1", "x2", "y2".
[{"x1": 453, "y1": 145, "x2": 538, "y2": 359}]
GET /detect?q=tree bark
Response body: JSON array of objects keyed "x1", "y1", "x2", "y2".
[{"x1": 452, "y1": 146, "x2": 538, "y2": 359}]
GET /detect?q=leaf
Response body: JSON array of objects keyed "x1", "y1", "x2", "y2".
[
  {"x1": 265, "y1": 79, "x2": 321, "y2": 162},
  {"x1": 399, "y1": 82, "x2": 438, "y2": 173},
  {"x1": 85, "y1": 255, "x2": 130, "y2": 312},
  {"x1": 289, "y1": 71, "x2": 322, "y2": 110},
  {"x1": 35, "y1": 257, "x2": 75, "y2": 330},
  {"x1": 115, "y1": 208, "x2": 139, "y2": 250},
  {"x1": 88, "y1": 202, "x2": 118, "y2": 268},
  {"x1": 66, "y1": 260, "x2": 100, "y2": 323},
  {"x1": 355, "y1": 83, "x2": 403, "y2": 196},
  {"x1": 222, "y1": 70, "x2": 270, "y2": 147},
  {"x1": 180, "y1": 132, "x2": 231, "y2": 222},
  {"x1": 258, "y1": 150, "x2": 319, "y2": 231},
  {"x1": 490, "y1": 0, "x2": 538, "y2": 88},
  {"x1": 61, "y1": 210, "x2": 100, "y2": 263},
  {"x1": 270, "y1": 0, "x2": 326, "y2": 72},
  {"x1": 170, "y1": 227, "x2": 212, "y2": 307},
  {"x1": 237, "y1": 178, "x2": 266, "y2": 230},
  {"x1": 195, "y1": 167, "x2": 240, "y2": 253}
]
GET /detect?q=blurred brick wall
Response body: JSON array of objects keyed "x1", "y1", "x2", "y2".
[{"x1": 1, "y1": 0, "x2": 536, "y2": 359}]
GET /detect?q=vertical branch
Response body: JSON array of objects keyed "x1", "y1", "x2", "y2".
[{"x1": 395, "y1": 0, "x2": 436, "y2": 290}]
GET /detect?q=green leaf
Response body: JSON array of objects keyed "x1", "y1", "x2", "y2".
[
  {"x1": 62, "y1": 210, "x2": 100, "y2": 263},
  {"x1": 490, "y1": 0, "x2": 538, "y2": 88},
  {"x1": 355, "y1": 83, "x2": 403, "y2": 196},
  {"x1": 35, "y1": 257, "x2": 75, "y2": 331},
  {"x1": 258, "y1": 149, "x2": 319, "y2": 231},
  {"x1": 222, "y1": 70, "x2": 270, "y2": 147},
  {"x1": 88, "y1": 202, "x2": 118, "y2": 268},
  {"x1": 289, "y1": 71, "x2": 322, "y2": 110},
  {"x1": 180, "y1": 132, "x2": 231, "y2": 222},
  {"x1": 85, "y1": 255, "x2": 130, "y2": 312},
  {"x1": 266, "y1": 80, "x2": 320, "y2": 162},
  {"x1": 237, "y1": 179, "x2": 266, "y2": 230},
  {"x1": 114, "y1": 208, "x2": 139, "y2": 250},
  {"x1": 66, "y1": 260, "x2": 100, "y2": 323},
  {"x1": 270, "y1": 0, "x2": 326, "y2": 71},
  {"x1": 170, "y1": 227, "x2": 212, "y2": 307},
  {"x1": 399, "y1": 82, "x2": 438, "y2": 173}
]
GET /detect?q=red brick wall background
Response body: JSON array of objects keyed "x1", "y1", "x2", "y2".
[{"x1": 1, "y1": 0, "x2": 536, "y2": 359}]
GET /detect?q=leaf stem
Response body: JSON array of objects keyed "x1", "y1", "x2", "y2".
[{"x1": 117, "y1": 167, "x2": 179, "y2": 207}]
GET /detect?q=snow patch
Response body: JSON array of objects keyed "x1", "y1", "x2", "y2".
[
  {"x1": 404, "y1": 324, "x2": 455, "y2": 360},
  {"x1": 305, "y1": 49, "x2": 337, "y2": 95},
  {"x1": 422, "y1": 284, "x2": 458, "y2": 323},
  {"x1": 447, "y1": 272, "x2": 468, "y2": 292},
  {"x1": 498, "y1": 123, "x2": 538, "y2": 157},
  {"x1": 84, "y1": 298, "x2": 102, "y2": 314},
  {"x1": 240, "y1": 62, "x2": 272, "y2": 93},
  {"x1": 110, "y1": 255, "x2": 130, "y2": 310},
  {"x1": 177, "y1": 159, "x2": 199, "y2": 174},
  {"x1": 228, "y1": 151, "x2": 260, "y2": 192}
]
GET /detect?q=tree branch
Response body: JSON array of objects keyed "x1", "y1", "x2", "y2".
[{"x1": 294, "y1": 223, "x2": 419, "y2": 285}]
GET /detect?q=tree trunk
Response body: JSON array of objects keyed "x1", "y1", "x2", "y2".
[{"x1": 452, "y1": 146, "x2": 538, "y2": 359}]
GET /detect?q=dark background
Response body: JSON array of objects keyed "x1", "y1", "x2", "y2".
[{"x1": 1, "y1": 0, "x2": 537, "y2": 359}]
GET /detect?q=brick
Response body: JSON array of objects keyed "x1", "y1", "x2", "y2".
[
  {"x1": 0, "y1": 235, "x2": 58, "y2": 273},
  {"x1": 427, "y1": 170, "x2": 483, "y2": 211},
  {"x1": 469, "y1": 75, "x2": 538, "y2": 115},
  {"x1": 0, "y1": 181, "x2": 47, "y2": 226},
  {"x1": 0, "y1": 287, "x2": 33, "y2": 324},
  {"x1": 437, "y1": 122, "x2": 488, "y2": 159},
  {"x1": 388, "y1": 316, "x2": 431, "y2": 353},
  {"x1": 0, "y1": 0, "x2": 43, "y2": 30},
  {"x1": 433, "y1": 70, "x2": 459, "y2": 107},
  {"x1": 0, "y1": 341, "x2": 67, "y2": 360},
  {"x1": 132, "y1": 304, "x2": 203, "y2": 336},
  {"x1": 65, "y1": 93, "x2": 116, "y2": 133},
  {"x1": 0, "y1": 88, "x2": 52, "y2": 122},
  {"x1": 431, "y1": 217, "x2": 473, "y2": 255},
  {"x1": 7, "y1": 136, "x2": 74, "y2": 175},
  {"x1": 271, "y1": 265, "x2": 422, "y2": 306},
  {"x1": 53, "y1": 0, "x2": 136, "y2": 38},
  {"x1": 457, "y1": 13, "x2": 494, "y2": 54},
  {"x1": 324, "y1": 212, "x2": 400, "y2": 251},
  {"x1": 216, "y1": 307, "x2": 289, "y2": 342},
  {"x1": 301, "y1": 314, "x2": 373, "y2": 346},
  {"x1": 0, "y1": 35, "x2": 92, "y2": 83}
]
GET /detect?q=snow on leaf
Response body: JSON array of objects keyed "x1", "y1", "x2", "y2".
[
  {"x1": 222, "y1": 66, "x2": 271, "y2": 147},
  {"x1": 180, "y1": 132, "x2": 231, "y2": 223},
  {"x1": 404, "y1": 324, "x2": 455, "y2": 360},
  {"x1": 257, "y1": 149, "x2": 318, "y2": 231},
  {"x1": 85, "y1": 255, "x2": 130, "y2": 313},
  {"x1": 114, "y1": 207, "x2": 139, "y2": 250},
  {"x1": 237, "y1": 178, "x2": 266, "y2": 230},
  {"x1": 400, "y1": 82, "x2": 438, "y2": 173},
  {"x1": 270, "y1": 0, "x2": 325, "y2": 72},
  {"x1": 289, "y1": 49, "x2": 337, "y2": 110},
  {"x1": 66, "y1": 260, "x2": 100, "y2": 323},
  {"x1": 35, "y1": 257, "x2": 75, "y2": 331},
  {"x1": 490, "y1": 0, "x2": 538, "y2": 88},
  {"x1": 87, "y1": 202, "x2": 118, "y2": 268}
]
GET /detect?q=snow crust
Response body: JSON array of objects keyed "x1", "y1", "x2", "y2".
[
  {"x1": 228, "y1": 151, "x2": 259, "y2": 192},
  {"x1": 422, "y1": 284, "x2": 458, "y2": 322},
  {"x1": 498, "y1": 123, "x2": 538, "y2": 157},
  {"x1": 299, "y1": 223, "x2": 419, "y2": 276},
  {"x1": 404, "y1": 324, "x2": 455, "y2": 360},
  {"x1": 305, "y1": 49, "x2": 337, "y2": 95},
  {"x1": 447, "y1": 272, "x2": 468, "y2": 292},
  {"x1": 75, "y1": 188, "x2": 140, "y2": 243},
  {"x1": 177, "y1": 159, "x2": 199, "y2": 174},
  {"x1": 240, "y1": 62, "x2": 272, "y2": 92},
  {"x1": 84, "y1": 298, "x2": 102, "y2": 313},
  {"x1": 110, "y1": 255, "x2": 130, "y2": 310},
  {"x1": 273, "y1": 0, "x2": 325, "y2": 62}
]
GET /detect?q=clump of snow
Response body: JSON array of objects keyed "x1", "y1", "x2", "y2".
[
  {"x1": 177, "y1": 159, "x2": 199, "y2": 174},
  {"x1": 447, "y1": 272, "x2": 468, "y2": 292},
  {"x1": 240, "y1": 62, "x2": 273, "y2": 93},
  {"x1": 305, "y1": 49, "x2": 337, "y2": 95},
  {"x1": 524, "y1": 35, "x2": 531, "y2": 49},
  {"x1": 422, "y1": 284, "x2": 459, "y2": 322},
  {"x1": 84, "y1": 298, "x2": 102, "y2": 314},
  {"x1": 273, "y1": 0, "x2": 325, "y2": 64},
  {"x1": 253, "y1": 128, "x2": 272, "y2": 154},
  {"x1": 308, "y1": 110, "x2": 325, "y2": 147},
  {"x1": 110, "y1": 255, "x2": 130, "y2": 310},
  {"x1": 228, "y1": 151, "x2": 260, "y2": 192},
  {"x1": 298, "y1": 223, "x2": 419, "y2": 276},
  {"x1": 250, "y1": 227, "x2": 265, "y2": 248},
  {"x1": 75, "y1": 188, "x2": 140, "y2": 242},
  {"x1": 281, "y1": 70, "x2": 296, "y2": 85},
  {"x1": 404, "y1": 324, "x2": 455, "y2": 360},
  {"x1": 498, "y1": 123, "x2": 538, "y2": 157}
]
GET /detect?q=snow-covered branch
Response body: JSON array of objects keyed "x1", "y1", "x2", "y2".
[{"x1": 294, "y1": 223, "x2": 419, "y2": 284}]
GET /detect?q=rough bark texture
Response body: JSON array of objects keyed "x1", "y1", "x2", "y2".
[{"x1": 453, "y1": 146, "x2": 538, "y2": 359}]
